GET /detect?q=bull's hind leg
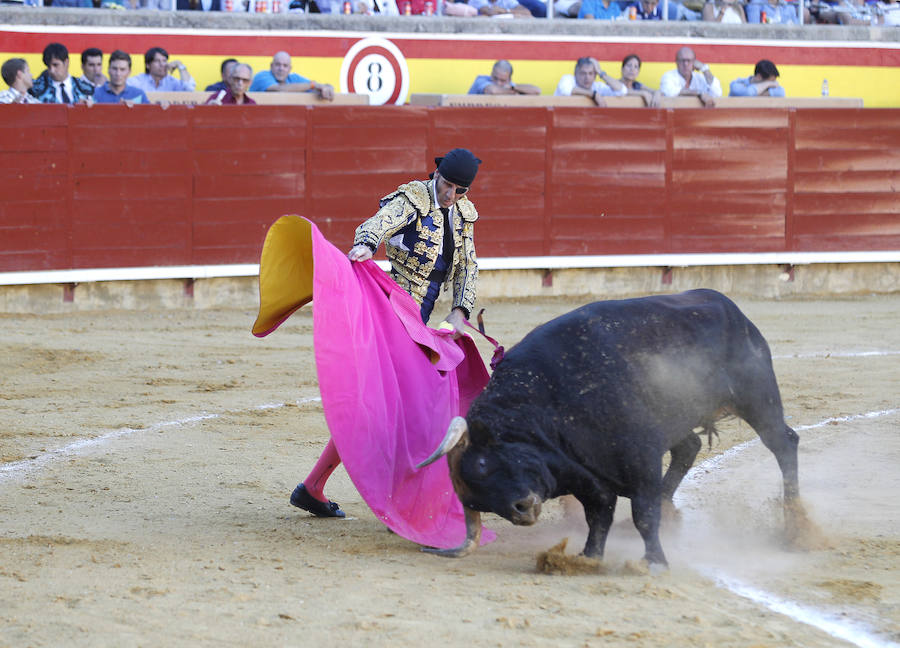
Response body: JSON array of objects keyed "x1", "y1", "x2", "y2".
[
  {"x1": 734, "y1": 379, "x2": 800, "y2": 502},
  {"x1": 731, "y1": 366, "x2": 818, "y2": 547}
]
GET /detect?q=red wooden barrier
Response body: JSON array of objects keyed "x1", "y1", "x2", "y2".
[{"x1": 1, "y1": 104, "x2": 899, "y2": 274}]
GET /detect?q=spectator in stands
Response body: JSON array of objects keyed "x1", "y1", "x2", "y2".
[
  {"x1": 177, "y1": 0, "x2": 222, "y2": 8},
  {"x1": 80, "y1": 48, "x2": 107, "y2": 88},
  {"x1": 93, "y1": 50, "x2": 150, "y2": 105},
  {"x1": 352, "y1": 0, "x2": 401, "y2": 11},
  {"x1": 249, "y1": 52, "x2": 334, "y2": 101},
  {"x1": 729, "y1": 60, "x2": 785, "y2": 97},
  {"x1": 97, "y1": 0, "x2": 138, "y2": 8},
  {"x1": 554, "y1": 57, "x2": 626, "y2": 105},
  {"x1": 659, "y1": 46, "x2": 721, "y2": 108},
  {"x1": 745, "y1": 0, "x2": 802, "y2": 22},
  {"x1": 619, "y1": 54, "x2": 661, "y2": 107},
  {"x1": 833, "y1": 0, "x2": 877, "y2": 23},
  {"x1": 0, "y1": 58, "x2": 41, "y2": 105},
  {"x1": 626, "y1": 0, "x2": 662, "y2": 18},
  {"x1": 550, "y1": 0, "x2": 582, "y2": 15},
  {"x1": 128, "y1": 47, "x2": 196, "y2": 93},
  {"x1": 205, "y1": 59, "x2": 238, "y2": 92},
  {"x1": 30, "y1": 43, "x2": 95, "y2": 105},
  {"x1": 442, "y1": 0, "x2": 478, "y2": 14},
  {"x1": 469, "y1": 0, "x2": 536, "y2": 15},
  {"x1": 807, "y1": 0, "x2": 839, "y2": 22},
  {"x1": 468, "y1": 60, "x2": 540, "y2": 95},
  {"x1": 702, "y1": 0, "x2": 747, "y2": 21},
  {"x1": 578, "y1": 0, "x2": 622, "y2": 19},
  {"x1": 206, "y1": 62, "x2": 257, "y2": 105},
  {"x1": 877, "y1": 0, "x2": 900, "y2": 23}
]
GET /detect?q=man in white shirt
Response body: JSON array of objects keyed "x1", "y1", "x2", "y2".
[
  {"x1": 128, "y1": 47, "x2": 196, "y2": 93},
  {"x1": 659, "y1": 46, "x2": 722, "y2": 107},
  {"x1": 0, "y1": 58, "x2": 41, "y2": 104},
  {"x1": 554, "y1": 57, "x2": 626, "y2": 105}
]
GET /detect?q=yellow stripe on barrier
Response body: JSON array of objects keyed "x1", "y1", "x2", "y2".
[{"x1": 4, "y1": 52, "x2": 898, "y2": 107}]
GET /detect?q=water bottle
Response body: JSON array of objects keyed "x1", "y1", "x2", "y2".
[{"x1": 821, "y1": 79, "x2": 829, "y2": 97}]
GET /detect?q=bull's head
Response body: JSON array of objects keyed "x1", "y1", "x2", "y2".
[{"x1": 416, "y1": 415, "x2": 556, "y2": 557}]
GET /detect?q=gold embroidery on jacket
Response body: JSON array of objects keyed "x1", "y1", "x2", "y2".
[{"x1": 353, "y1": 179, "x2": 478, "y2": 314}]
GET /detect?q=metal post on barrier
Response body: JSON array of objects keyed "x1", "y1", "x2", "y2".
[{"x1": 662, "y1": 0, "x2": 669, "y2": 20}]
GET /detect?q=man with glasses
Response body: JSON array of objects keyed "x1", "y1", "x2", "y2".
[
  {"x1": 205, "y1": 62, "x2": 256, "y2": 105},
  {"x1": 289, "y1": 148, "x2": 482, "y2": 518},
  {"x1": 659, "y1": 46, "x2": 722, "y2": 108}
]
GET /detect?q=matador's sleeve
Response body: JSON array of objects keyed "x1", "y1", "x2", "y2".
[
  {"x1": 353, "y1": 187, "x2": 421, "y2": 252},
  {"x1": 451, "y1": 198, "x2": 479, "y2": 317}
]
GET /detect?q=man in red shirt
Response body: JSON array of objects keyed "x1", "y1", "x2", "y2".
[{"x1": 206, "y1": 62, "x2": 256, "y2": 105}]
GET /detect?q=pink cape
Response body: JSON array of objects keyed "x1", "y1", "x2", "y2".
[{"x1": 252, "y1": 216, "x2": 495, "y2": 549}]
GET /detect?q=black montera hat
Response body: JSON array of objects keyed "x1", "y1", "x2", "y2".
[{"x1": 434, "y1": 148, "x2": 481, "y2": 188}]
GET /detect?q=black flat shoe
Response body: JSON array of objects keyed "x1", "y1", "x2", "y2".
[{"x1": 290, "y1": 483, "x2": 346, "y2": 518}]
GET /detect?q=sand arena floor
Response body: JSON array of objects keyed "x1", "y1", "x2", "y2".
[{"x1": 1, "y1": 293, "x2": 898, "y2": 647}]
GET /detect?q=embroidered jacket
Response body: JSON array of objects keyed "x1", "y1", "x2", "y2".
[
  {"x1": 354, "y1": 179, "x2": 478, "y2": 317},
  {"x1": 30, "y1": 71, "x2": 95, "y2": 104}
]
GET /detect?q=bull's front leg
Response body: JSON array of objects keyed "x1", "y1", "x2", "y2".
[{"x1": 580, "y1": 488, "x2": 617, "y2": 559}]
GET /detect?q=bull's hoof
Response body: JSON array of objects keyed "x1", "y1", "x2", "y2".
[
  {"x1": 421, "y1": 544, "x2": 473, "y2": 558},
  {"x1": 289, "y1": 483, "x2": 346, "y2": 518},
  {"x1": 623, "y1": 558, "x2": 668, "y2": 576}
]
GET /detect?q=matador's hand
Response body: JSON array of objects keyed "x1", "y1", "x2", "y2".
[
  {"x1": 348, "y1": 245, "x2": 373, "y2": 262},
  {"x1": 443, "y1": 308, "x2": 467, "y2": 338}
]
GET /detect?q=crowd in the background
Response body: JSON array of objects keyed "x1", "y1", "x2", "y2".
[
  {"x1": 0, "y1": 43, "x2": 335, "y2": 104},
  {"x1": 1, "y1": 41, "x2": 793, "y2": 106},
  {"x1": 471, "y1": 50, "x2": 785, "y2": 108},
  {"x1": 17, "y1": 0, "x2": 900, "y2": 24}
]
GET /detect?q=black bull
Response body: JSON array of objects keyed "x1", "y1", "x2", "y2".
[{"x1": 418, "y1": 289, "x2": 801, "y2": 566}]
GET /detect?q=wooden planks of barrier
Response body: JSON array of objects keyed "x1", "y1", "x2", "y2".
[
  {"x1": 146, "y1": 91, "x2": 370, "y2": 106},
  {"x1": 409, "y1": 94, "x2": 863, "y2": 108},
  {"x1": 0, "y1": 104, "x2": 896, "y2": 274}
]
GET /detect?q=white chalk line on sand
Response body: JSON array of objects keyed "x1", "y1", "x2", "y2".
[
  {"x1": 680, "y1": 408, "x2": 900, "y2": 483},
  {"x1": 703, "y1": 570, "x2": 899, "y2": 648},
  {"x1": 773, "y1": 350, "x2": 900, "y2": 360},
  {"x1": 2, "y1": 363, "x2": 898, "y2": 643},
  {"x1": 0, "y1": 397, "x2": 321, "y2": 483},
  {"x1": 680, "y1": 406, "x2": 900, "y2": 648}
]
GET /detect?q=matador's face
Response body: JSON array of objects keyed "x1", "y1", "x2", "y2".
[{"x1": 435, "y1": 173, "x2": 468, "y2": 210}]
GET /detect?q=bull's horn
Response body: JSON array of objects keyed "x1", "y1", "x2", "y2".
[
  {"x1": 415, "y1": 416, "x2": 468, "y2": 468},
  {"x1": 422, "y1": 506, "x2": 482, "y2": 558}
]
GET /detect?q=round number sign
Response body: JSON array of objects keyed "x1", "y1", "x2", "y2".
[{"x1": 340, "y1": 37, "x2": 410, "y2": 106}]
